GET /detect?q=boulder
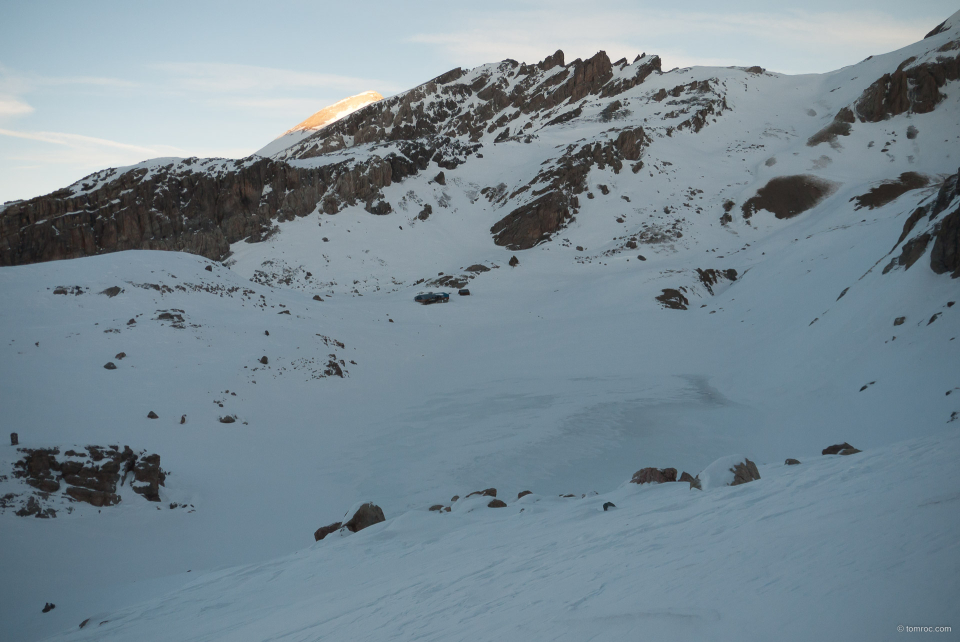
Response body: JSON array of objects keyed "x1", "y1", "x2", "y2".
[
  {"x1": 104, "y1": 362, "x2": 117, "y2": 370},
  {"x1": 42, "y1": 603, "x2": 55, "y2": 613},
  {"x1": 434, "y1": 171, "x2": 446, "y2": 185},
  {"x1": 466, "y1": 488, "x2": 497, "y2": 498},
  {"x1": 10, "y1": 432, "x2": 17, "y2": 446},
  {"x1": 696, "y1": 455, "x2": 760, "y2": 490},
  {"x1": 517, "y1": 490, "x2": 532, "y2": 499},
  {"x1": 344, "y1": 503, "x2": 385, "y2": 533},
  {"x1": 429, "y1": 504, "x2": 444, "y2": 512},
  {"x1": 602, "y1": 502, "x2": 616, "y2": 511},
  {"x1": 100, "y1": 286, "x2": 122, "y2": 297},
  {"x1": 314, "y1": 522, "x2": 343, "y2": 541},
  {"x1": 822, "y1": 442, "x2": 856, "y2": 455},
  {"x1": 785, "y1": 458, "x2": 801, "y2": 465},
  {"x1": 630, "y1": 467, "x2": 678, "y2": 484},
  {"x1": 678, "y1": 471, "x2": 696, "y2": 484},
  {"x1": 147, "y1": 411, "x2": 158, "y2": 419},
  {"x1": 487, "y1": 499, "x2": 507, "y2": 508}
]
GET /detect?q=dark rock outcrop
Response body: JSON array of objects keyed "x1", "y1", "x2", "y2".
[
  {"x1": 852, "y1": 172, "x2": 929, "y2": 210},
  {"x1": 730, "y1": 459, "x2": 761, "y2": 486},
  {"x1": 491, "y1": 191, "x2": 572, "y2": 250},
  {"x1": 630, "y1": 467, "x2": 678, "y2": 484},
  {"x1": 822, "y1": 442, "x2": 856, "y2": 455},
  {"x1": 131, "y1": 454, "x2": 166, "y2": 502},
  {"x1": 343, "y1": 502, "x2": 385, "y2": 533},
  {"x1": 855, "y1": 55, "x2": 960, "y2": 122},
  {"x1": 741, "y1": 175, "x2": 838, "y2": 220},
  {"x1": 807, "y1": 107, "x2": 855, "y2": 146},
  {"x1": 656, "y1": 288, "x2": 689, "y2": 310},
  {"x1": 314, "y1": 522, "x2": 343, "y2": 541}
]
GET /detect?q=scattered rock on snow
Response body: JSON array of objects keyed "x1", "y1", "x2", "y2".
[
  {"x1": 147, "y1": 411, "x2": 159, "y2": 419},
  {"x1": 103, "y1": 362, "x2": 117, "y2": 370},
  {"x1": 785, "y1": 458, "x2": 801, "y2": 465},
  {"x1": 10, "y1": 432, "x2": 18, "y2": 446},
  {"x1": 42, "y1": 603, "x2": 55, "y2": 613},
  {"x1": 517, "y1": 490, "x2": 532, "y2": 499},
  {"x1": 100, "y1": 286, "x2": 122, "y2": 297},
  {"x1": 487, "y1": 499, "x2": 507, "y2": 508},
  {"x1": 603, "y1": 502, "x2": 616, "y2": 511},
  {"x1": 219, "y1": 415, "x2": 236, "y2": 424},
  {"x1": 115, "y1": 352, "x2": 126, "y2": 360}
]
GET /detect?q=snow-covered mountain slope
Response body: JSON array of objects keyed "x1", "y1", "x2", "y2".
[
  {"x1": 255, "y1": 90, "x2": 384, "y2": 157},
  {"x1": 1, "y1": 11, "x2": 960, "y2": 642}
]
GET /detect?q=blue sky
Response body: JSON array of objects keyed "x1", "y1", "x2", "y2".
[{"x1": 0, "y1": 0, "x2": 955, "y2": 203}]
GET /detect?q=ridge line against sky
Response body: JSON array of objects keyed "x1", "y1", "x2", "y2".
[{"x1": 0, "y1": 0, "x2": 954, "y2": 204}]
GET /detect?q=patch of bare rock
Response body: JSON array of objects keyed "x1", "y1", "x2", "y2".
[
  {"x1": 741, "y1": 175, "x2": 838, "y2": 220},
  {"x1": 7, "y1": 445, "x2": 168, "y2": 516}
]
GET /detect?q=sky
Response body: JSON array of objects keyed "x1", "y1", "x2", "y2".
[{"x1": 0, "y1": 0, "x2": 955, "y2": 204}]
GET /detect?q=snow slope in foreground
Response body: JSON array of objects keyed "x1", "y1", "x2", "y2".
[{"x1": 44, "y1": 431, "x2": 960, "y2": 642}]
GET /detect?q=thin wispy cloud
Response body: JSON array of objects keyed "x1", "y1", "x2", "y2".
[
  {"x1": 0, "y1": 128, "x2": 164, "y2": 156},
  {"x1": 152, "y1": 62, "x2": 403, "y2": 96},
  {"x1": 0, "y1": 97, "x2": 34, "y2": 118},
  {"x1": 408, "y1": 8, "x2": 934, "y2": 72}
]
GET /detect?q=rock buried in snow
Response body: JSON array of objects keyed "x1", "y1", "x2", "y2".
[
  {"x1": 630, "y1": 467, "x2": 678, "y2": 484},
  {"x1": 314, "y1": 521, "x2": 343, "y2": 541},
  {"x1": 42, "y1": 603, "x2": 55, "y2": 613},
  {"x1": 466, "y1": 488, "x2": 497, "y2": 498},
  {"x1": 260, "y1": 356, "x2": 268, "y2": 365},
  {"x1": 730, "y1": 459, "x2": 761, "y2": 486},
  {"x1": 429, "y1": 504, "x2": 444, "y2": 512},
  {"x1": 147, "y1": 411, "x2": 159, "y2": 419},
  {"x1": 785, "y1": 458, "x2": 801, "y2": 465},
  {"x1": 219, "y1": 415, "x2": 236, "y2": 424},
  {"x1": 603, "y1": 502, "x2": 616, "y2": 511},
  {"x1": 822, "y1": 442, "x2": 856, "y2": 455},
  {"x1": 343, "y1": 502, "x2": 385, "y2": 533},
  {"x1": 11, "y1": 432, "x2": 18, "y2": 446},
  {"x1": 839, "y1": 447, "x2": 862, "y2": 455},
  {"x1": 678, "y1": 471, "x2": 696, "y2": 484},
  {"x1": 517, "y1": 490, "x2": 532, "y2": 499},
  {"x1": 100, "y1": 286, "x2": 122, "y2": 297},
  {"x1": 487, "y1": 499, "x2": 507, "y2": 508},
  {"x1": 509, "y1": 255, "x2": 519, "y2": 267},
  {"x1": 115, "y1": 352, "x2": 126, "y2": 360},
  {"x1": 696, "y1": 455, "x2": 760, "y2": 490},
  {"x1": 104, "y1": 362, "x2": 117, "y2": 370}
]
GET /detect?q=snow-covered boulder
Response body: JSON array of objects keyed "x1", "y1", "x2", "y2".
[{"x1": 694, "y1": 455, "x2": 761, "y2": 490}]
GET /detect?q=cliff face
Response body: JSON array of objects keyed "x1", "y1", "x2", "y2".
[{"x1": 0, "y1": 137, "x2": 468, "y2": 266}]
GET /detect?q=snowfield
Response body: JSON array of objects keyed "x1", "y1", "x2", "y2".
[{"x1": 2, "y1": 12, "x2": 960, "y2": 642}]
